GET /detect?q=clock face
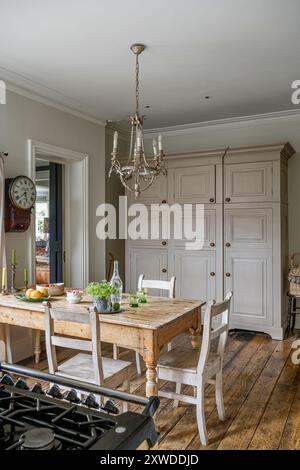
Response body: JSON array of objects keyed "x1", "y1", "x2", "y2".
[{"x1": 9, "y1": 176, "x2": 36, "y2": 210}]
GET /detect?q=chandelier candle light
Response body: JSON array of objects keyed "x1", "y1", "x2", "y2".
[{"x1": 109, "y1": 44, "x2": 166, "y2": 198}]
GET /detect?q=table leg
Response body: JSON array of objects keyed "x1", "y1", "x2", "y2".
[
  {"x1": 34, "y1": 330, "x2": 42, "y2": 364},
  {"x1": 143, "y1": 331, "x2": 159, "y2": 397},
  {"x1": 0, "y1": 323, "x2": 7, "y2": 362},
  {"x1": 145, "y1": 363, "x2": 158, "y2": 397},
  {"x1": 4, "y1": 325, "x2": 12, "y2": 363}
]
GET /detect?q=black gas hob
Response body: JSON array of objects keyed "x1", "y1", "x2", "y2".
[{"x1": 0, "y1": 362, "x2": 159, "y2": 450}]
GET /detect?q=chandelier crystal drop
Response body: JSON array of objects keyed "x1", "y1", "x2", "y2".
[{"x1": 109, "y1": 44, "x2": 166, "y2": 198}]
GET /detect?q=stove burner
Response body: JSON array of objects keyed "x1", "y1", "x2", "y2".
[{"x1": 20, "y1": 428, "x2": 56, "y2": 450}]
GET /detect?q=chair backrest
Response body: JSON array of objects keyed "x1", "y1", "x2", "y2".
[
  {"x1": 43, "y1": 301, "x2": 104, "y2": 384},
  {"x1": 197, "y1": 292, "x2": 233, "y2": 374},
  {"x1": 138, "y1": 274, "x2": 176, "y2": 298}
]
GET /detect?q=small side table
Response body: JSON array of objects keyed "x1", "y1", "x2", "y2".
[{"x1": 286, "y1": 292, "x2": 300, "y2": 336}]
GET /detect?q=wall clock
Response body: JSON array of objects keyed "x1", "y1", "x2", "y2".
[{"x1": 5, "y1": 176, "x2": 36, "y2": 232}]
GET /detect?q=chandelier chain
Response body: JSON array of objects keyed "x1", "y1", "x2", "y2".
[{"x1": 135, "y1": 53, "x2": 139, "y2": 115}]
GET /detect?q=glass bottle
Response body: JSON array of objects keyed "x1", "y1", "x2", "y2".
[{"x1": 110, "y1": 261, "x2": 123, "y2": 310}]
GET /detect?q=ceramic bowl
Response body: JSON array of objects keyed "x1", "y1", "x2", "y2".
[{"x1": 66, "y1": 290, "x2": 82, "y2": 304}]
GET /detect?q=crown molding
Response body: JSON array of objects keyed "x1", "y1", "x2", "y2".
[
  {"x1": 143, "y1": 108, "x2": 300, "y2": 137},
  {"x1": 5, "y1": 81, "x2": 106, "y2": 127}
]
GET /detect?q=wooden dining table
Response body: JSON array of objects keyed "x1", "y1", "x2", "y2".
[{"x1": 0, "y1": 293, "x2": 205, "y2": 397}]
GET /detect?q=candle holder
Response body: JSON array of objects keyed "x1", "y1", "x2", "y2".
[
  {"x1": 0, "y1": 285, "x2": 8, "y2": 296},
  {"x1": 10, "y1": 263, "x2": 17, "y2": 294}
]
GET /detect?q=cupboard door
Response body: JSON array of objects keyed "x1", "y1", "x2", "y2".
[
  {"x1": 127, "y1": 207, "x2": 170, "y2": 245},
  {"x1": 225, "y1": 162, "x2": 273, "y2": 203},
  {"x1": 128, "y1": 246, "x2": 168, "y2": 295},
  {"x1": 173, "y1": 165, "x2": 215, "y2": 203},
  {"x1": 174, "y1": 208, "x2": 216, "y2": 250},
  {"x1": 174, "y1": 249, "x2": 216, "y2": 301},
  {"x1": 127, "y1": 173, "x2": 168, "y2": 205},
  {"x1": 225, "y1": 250, "x2": 272, "y2": 327},
  {"x1": 225, "y1": 207, "x2": 272, "y2": 250}
]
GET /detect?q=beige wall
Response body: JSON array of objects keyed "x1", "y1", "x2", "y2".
[{"x1": 0, "y1": 89, "x2": 106, "y2": 359}]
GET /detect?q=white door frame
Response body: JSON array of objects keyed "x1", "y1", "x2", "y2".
[{"x1": 28, "y1": 139, "x2": 89, "y2": 287}]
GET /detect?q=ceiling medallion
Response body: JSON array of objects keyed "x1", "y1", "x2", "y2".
[{"x1": 109, "y1": 44, "x2": 166, "y2": 198}]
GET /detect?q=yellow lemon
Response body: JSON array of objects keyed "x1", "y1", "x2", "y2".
[
  {"x1": 30, "y1": 290, "x2": 42, "y2": 299},
  {"x1": 38, "y1": 287, "x2": 48, "y2": 297},
  {"x1": 25, "y1": 288, "x2": 35, "y2": 299}
]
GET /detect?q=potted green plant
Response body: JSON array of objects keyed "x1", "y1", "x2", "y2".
[{"x1": 85, "y1": 281, "x2": 117, "y2": 313}]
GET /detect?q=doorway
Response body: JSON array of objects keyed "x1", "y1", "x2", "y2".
[
  {"x1": 29, "y1": 140, "x2": 89, "y2": 289},
  {"x1": 35, "y1": 159, "x2": 64, "y2": 284}
]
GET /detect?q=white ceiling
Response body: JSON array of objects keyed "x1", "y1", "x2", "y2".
[{"x1": 1, "y1": 0, "x2": 300, "y2": 128}]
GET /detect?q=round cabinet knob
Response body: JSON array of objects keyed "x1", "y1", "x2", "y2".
[
  {"x1": 210, "y1": 272, "x2": 215, "y2": 277},
  {"x1": 210, "y1": 242, "x2": 215, "y2": 247},
  {"x1": 162, "y1": 268, "x2": 167, "y2": 273},
  {"x1": 162, "y1": 200, "x2": 167, "y2": 204},
  {"x1": 225, "y1": 272, "x2": 231, "y2": 277},
  {"x1": 225, "y1": 242, "x2": 231, "y2": 247},
  {"x1": 162, "y1": 241, "x2": 167, "y2": 246},
  {"x1": 209, "y1": 198, "x2": 215, "y2": 203},
  {"x1": 225, "y1": 197, "x2": 231, "y2": 203}
]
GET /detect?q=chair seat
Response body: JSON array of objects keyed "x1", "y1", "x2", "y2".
[
  {"x1": 158, "y1": 346, "x2": 221, "y2": 375},
  {"x1": 56, "y1": 352, "x2": 131, "y2": 384}
]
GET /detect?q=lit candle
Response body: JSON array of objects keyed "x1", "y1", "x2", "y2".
[
  {"x1": 113, "y1": 131, "x2": 118, "y2": 150},
  {"x1": 12, "y1": 249, "x2": 16, "y2": 265},
  {"x1": 2, "y1": 267, "x2": 6, "y2": 288},
  {"x1": 158, "y1": 134, "x2": 163, "y2": 151},
  {"x1": 24, "y1": 268, "x2": 28, "y2": 284},
  {"x1": 153, "y1": 139, "x2": 158, "y2": 156}
]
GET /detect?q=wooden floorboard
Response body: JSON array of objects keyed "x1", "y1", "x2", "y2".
[{"x1": 18, "y1": 331, "x2": 300, "y2": 450}]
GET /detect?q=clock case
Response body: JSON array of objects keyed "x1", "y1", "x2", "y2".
[{"x1": 5, "y1": 178, "x2": 32, "y2": 232}]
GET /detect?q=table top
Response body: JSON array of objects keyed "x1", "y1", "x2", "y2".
[{"x1": 0, "y1": 293, "x2": 205, "y2": 330}]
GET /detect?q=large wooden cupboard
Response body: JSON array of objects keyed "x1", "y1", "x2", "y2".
[{"x1": 125, "y1": 143, "x2": 295, "y2": 339}]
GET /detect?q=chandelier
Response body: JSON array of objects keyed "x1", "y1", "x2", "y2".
[{"x1": 109, "y1": 44, "x2": 166, "y2": 198}]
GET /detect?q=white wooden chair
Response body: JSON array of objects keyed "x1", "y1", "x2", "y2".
[
  {"x1": 157, "y1": 292, "x2": 233, "y2": 445},
  {"x1": 113, "y1": 275, "x2": 176, "y2": 376},
  {"x1": 43, "y1": 301, "x2": 132, "y2": 411}
]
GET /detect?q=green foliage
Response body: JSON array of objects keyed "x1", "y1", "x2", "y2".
[{"x1": 85, "y1": 280, "x2": 117, "y2": 300}]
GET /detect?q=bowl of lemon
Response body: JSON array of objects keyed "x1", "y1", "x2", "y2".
[{"x1": 16, "y1": 286, "x2": 50, "y2": 302}]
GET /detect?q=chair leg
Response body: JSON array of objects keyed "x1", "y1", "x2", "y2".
[
  {"x1": 173, "y1": 382, "x2": 181, "y2": 407},
  {"x1": 215, "y1": 370, "x2": 226, "y2": 421},
  {"x1": 113, "y1": 344, "x2": 118, "y2": 360},
  {"x1": 196, "y1": 379, "x2": 208, "y2": 446},
  {"x1": 135, "y1": 351, "x2": 142, "y2": 376}
]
